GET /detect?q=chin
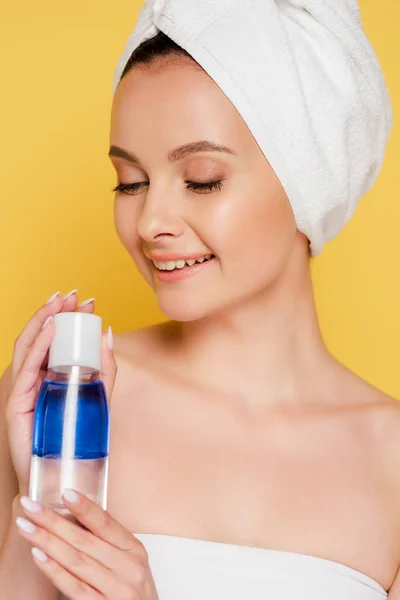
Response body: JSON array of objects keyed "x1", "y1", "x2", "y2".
[
  {"x1": 153, "y1": 274, "x2": 280, "y2": 321},
  {"x1": 155, "y1": 290, "x2": 227, "y2": 322},
  {"x1": 156, "y1": 298, "x2": 210, "y2": 322}
]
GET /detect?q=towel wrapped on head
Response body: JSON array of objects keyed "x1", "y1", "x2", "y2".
[{"x1": 112, "y1": 0, "x2": 393, "y2": 255}]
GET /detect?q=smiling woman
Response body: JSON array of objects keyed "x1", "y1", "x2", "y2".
[
  {"x1": 0, "y1": 1, "x2": 399, "y2": 600},
  {"x1": 104, "y1": 10, "x2": 397, "y2": 598},
  {"x1": 109, "y1": 33, "x2": 298, "y2": 322}
]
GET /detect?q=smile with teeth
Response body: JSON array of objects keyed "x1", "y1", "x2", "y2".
[{"x1": 152, "y1": 254, "x2": 214, "y2": 271}]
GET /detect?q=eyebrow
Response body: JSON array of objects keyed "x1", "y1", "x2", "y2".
[{"x1": 108, "y1": 140, "x2": 236, "y2": 164}]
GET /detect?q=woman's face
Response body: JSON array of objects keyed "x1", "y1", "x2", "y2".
[{"x1": 109, "y1": 57, "x2": 298, "y2": 321}]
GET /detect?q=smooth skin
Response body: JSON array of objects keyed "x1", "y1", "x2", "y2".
[{"x1": 1, "y1": 54, "x2": 400, "y2": 598}]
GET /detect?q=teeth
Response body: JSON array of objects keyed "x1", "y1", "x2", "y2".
[{"x1": 152, "y1": 254, "x2": 213, "y2": 270}]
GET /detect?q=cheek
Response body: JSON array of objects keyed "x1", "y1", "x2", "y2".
[
  {"x1": 114, "y1": 200, "x2": 141, "y2": 254},
  {"x1": 214, "y1": 184, "x2": 296, "y2": 279},
  {"x1": 114, "y1": 200, "x2": 155, "y2": 287},
  {"x1": 251, "y1": 193, "x2": 296, "y2": 261}
]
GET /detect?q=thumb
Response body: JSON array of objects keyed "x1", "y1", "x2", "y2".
[{"x1": 100, "y1": 326, "x2": 118, "y2": 404}]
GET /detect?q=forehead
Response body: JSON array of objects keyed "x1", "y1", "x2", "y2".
[{"x1": 110, "y1": 59, "x2": 249, "y2": 150}]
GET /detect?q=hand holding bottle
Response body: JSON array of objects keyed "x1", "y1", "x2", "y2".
[
  {"x1": 5, "y1": 291, "x2": 117, "y2": 497},
  {"x1": 15, "y1": 489, "x2": 159, "y2": 600}
]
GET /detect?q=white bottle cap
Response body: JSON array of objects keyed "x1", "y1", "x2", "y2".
[{"x1": 48, "y1": 312, "x2": 103, "y2": 373}]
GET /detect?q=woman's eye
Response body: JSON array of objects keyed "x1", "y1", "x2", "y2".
[
  {"x1": 112, "y1": 182, "x2": 148, "y2": 195},
  {"x1": 185, "y1": 180, "x2": 223, "y2": 194},
  {"x1": 111, "y1": 180, "x2": 223, "y2": 196}
]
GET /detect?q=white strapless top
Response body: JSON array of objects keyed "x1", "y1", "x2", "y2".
[
  {"x1": 134, "y1": 533, "x2": 388, "y2": 600},
  {"x1": 59, "y1": 532, "x2": 388, "y2": 599}
]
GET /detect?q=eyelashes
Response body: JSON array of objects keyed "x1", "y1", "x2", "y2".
[
  {"x1": 186, "y1": 180, "x2": 223, "y2": 193},
  {"x1": 112, "y1": 180, "x2": 223, "y2": 196}
]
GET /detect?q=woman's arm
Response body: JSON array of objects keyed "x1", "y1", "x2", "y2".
[{"x1": 0, "y1": 366, "x2": 58, "y2": 600}]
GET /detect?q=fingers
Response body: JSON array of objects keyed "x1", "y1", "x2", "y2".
[
  {"x1": 12, "y1": 291, "x2": 63, "y2": 381},
  {"x1": 61, "y1": 490, "x2": 145, "y2": 557},
  {"x1": 9, "y1": 317, "x2": 57, "y2": 414},
  {"x1": 17, "y1": 515, "x2": 115, "y2": 594},
  {"x1": 9, "y1": 291, "x2": 97, "y2": 414},
  {"x1": 17, "y1": 494, "x2": 148, "y2": 587},
  {"x1": 76, "y1": 297, "x2": 97, "y2": 314},
  {"x1": 18, "y1": 496, "x2": 139, "y2": 572},
  {"x1": 9, "y1": 290, "x2": 116, "y2": 420},
  {"x1": 30, "y1": 550, "x2": 104, "y2": 600},
  {"x1": 12, "y1": 290, "x2": 95, "y2": 383}
]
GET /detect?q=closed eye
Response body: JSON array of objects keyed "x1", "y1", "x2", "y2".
[
  {"x1": 112, "y1": 180, "x2": 223, "y2": 195},
  {"x1": 112, "y1": 182, "x2": 145, "y2": 195}
]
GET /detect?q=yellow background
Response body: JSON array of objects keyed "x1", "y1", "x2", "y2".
[{"x1": 0, "y1": 1, "x2": 399, "y2": 396}]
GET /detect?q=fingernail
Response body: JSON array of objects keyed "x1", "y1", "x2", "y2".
[
  {"x1": 16, "y1": 517, "x2": 36, "y2": 534},
  {"x1": 63, "y1": 289, "x2": 78, "y2": 300},
  {"x1": 42, "y1": 316, "x2": 54, "y2": 330},
  {"x1": 107, "y1": 326, "x2": 114, "y2": 351},
  {"x1": 20, "y1": 496, "x2": 42, "y2": 514},
  {"x1": 32, "y1": 547, "x2": 47, "y2": 562},
  {"x1": 63, "y1": 488, "x2": 79, "y2": 503},
  {"x1": 45, "y1": 291, "x2": 60, "y2": 305},
  {"x1": 78, "y1": 297, "x2": 96, "y2": 307}
]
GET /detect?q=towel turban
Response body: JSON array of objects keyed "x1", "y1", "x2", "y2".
[{"x1": 112, "y1": 0, "x2": 393, "y2": 255}]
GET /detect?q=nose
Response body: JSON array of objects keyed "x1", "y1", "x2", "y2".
[{"x1": 137, "y1": 189, "x2": 185, "y2": 242}]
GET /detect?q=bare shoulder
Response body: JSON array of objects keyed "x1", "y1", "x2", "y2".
[
  {"x1": 113, "y1": 321, "x2": 175, "y2": 357},
  {"x1": 355, "y1": 378, "x2": 400, "y2": 448},
  {"x1": 369, "y1": 387, "x2": 400, "y2": 481},
  {"x1": 112, "y1": 320, "x2": 178, "y2": 368},
  {"x1": 110, "y1": 320, "x2": 181, "y2": 394},
  {"x1": 331, "y1": 360, "x2": 400, "y2": 428},
  {"x1": 342, "y1": 369, "x2": 400, "y2": 445},
  {"x1": 343, "y1": 370, "x2": 400, "y2": 490},
  {"x1": 367, "y1": 390, "x2": 400, "y2": 596}
]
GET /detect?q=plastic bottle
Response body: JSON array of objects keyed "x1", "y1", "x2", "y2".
[{"x1": 29, "y1": 312, "x2": 109, "y2": 519}]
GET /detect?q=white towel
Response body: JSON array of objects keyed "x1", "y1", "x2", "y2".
[{"x1": 112, "y1": 0, "x2": 393, "y2": 255}]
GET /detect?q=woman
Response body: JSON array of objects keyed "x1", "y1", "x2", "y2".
[{"x1": 0, "y1": 1, "x2": 397, "y2": 598}]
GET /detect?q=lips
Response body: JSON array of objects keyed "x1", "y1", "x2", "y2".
[
  {"x1": 152, "y1": 255, "x2": 216, "y2": 283},
  {"x1": 152, "y1": 254, "x2": 214, "y2": 271},
  {"x1": 146, "y1": 252, "x2": 214, "y2": 263}
]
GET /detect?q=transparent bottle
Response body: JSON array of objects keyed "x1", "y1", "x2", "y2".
[{"x1": 29, "y1": 312, "x2": 109, "y2": 520}]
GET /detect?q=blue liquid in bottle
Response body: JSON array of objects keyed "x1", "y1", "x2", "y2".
[{"x1": 29, "y1": 367, "x2": 109, "y2": 517}]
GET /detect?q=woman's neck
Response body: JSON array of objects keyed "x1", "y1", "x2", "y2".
[{"x1": 171, "y1": 243, "x2": 335, "y2": 415}]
